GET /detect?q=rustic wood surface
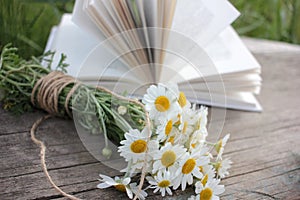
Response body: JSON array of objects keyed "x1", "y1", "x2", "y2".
[{"x1": 0, "y1": 38, "x2": 300, "y2": 200}]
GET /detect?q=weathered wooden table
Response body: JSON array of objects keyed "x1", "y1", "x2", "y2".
[{"x1": 1, "y1": 38, "x2": 300, "y2": 200}]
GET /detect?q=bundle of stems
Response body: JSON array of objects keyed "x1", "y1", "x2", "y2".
[{"x1": 0, "y1": 44, "x2": 145, "y2": 146}]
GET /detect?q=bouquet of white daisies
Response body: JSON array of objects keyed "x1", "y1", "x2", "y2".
[{"x1": 97, "y1": 84, "x2": 232, "y2": 200}]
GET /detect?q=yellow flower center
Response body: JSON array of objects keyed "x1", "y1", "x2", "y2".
[
  {"x1": 200, "y1": 187, "x2": 213, "y2": 200},
  {"x1": 158, "y1": 180, "x2": 171, "y2": 188},
  {"x1": 215, "y1": 140, "x2": 222, "y2": 153},
  {"x1": 199, "y1": 166, "x2": 204, "y2": 173},
  {"x1": 155, "y1": 96, "x2": 170, "y2": 112},
  {"x1": 175, "y1": 114, "x2": 181, "y2": 126},
  {"x1": 130, "y1": 139, "x2": 147, "y2": 153},
  {"x1": 191, "y1": 143, "x2": 196, "y2": 148},
  {"x1": 114, "y1": 184, "x2": 126, "y2": 192},
  {"x1": 201, "y1": 174, "x2": 208, "y2": 186},
  {"x1": 165, "y1": 120, "x2": 173, "y2": 135},
  {"x1": 168, "y1": 136, "x2": 175, "y2": 145},
  {"x1": 182, "y1": 121, "x2": 188, "y2": 134},
  {"x1": 161, "y1": 150, "x2": 177, "y2": 167},
  {"x1": 182, "y1": 158, "x2": 196, "y2": 174},
  {"x1": 178, "y1": 92, "x2": 187, "y2": 107}
]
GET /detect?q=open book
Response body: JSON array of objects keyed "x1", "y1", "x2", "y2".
[{"x1": 45, "y1": 0, "x2": 262, "y2": 112}]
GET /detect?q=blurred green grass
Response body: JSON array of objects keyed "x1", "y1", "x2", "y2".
[
  {"x1": 0, "y1": 0, "x2": 299, "y2": 59},
  {"x1": 0, "y1": 0, "x2": 74, "y2": 59},
  {"x1": 232, "y1": 0, "x2": 300, "y2": 44}
]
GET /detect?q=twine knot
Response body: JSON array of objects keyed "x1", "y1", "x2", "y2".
[{"x1": 31, "y1": 71, "x2": 81, "y2": 118}]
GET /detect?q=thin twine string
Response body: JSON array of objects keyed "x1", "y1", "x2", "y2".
[
  {"x1": 30, "y1": 71, "x2": 151, "y2": 200},
  {"x1": 30, "y1": 114, "x2": 81, "y2": 200}
]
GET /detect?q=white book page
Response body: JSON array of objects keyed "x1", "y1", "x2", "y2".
[
  {"x1": 158, "y1": 42, "x2": 217, "y2": 83},
  {"x1": 110, "y1": 0, "x2": 149, "y2": 64},
  {"x1": 205, "y1": 27, "x2": 261, "y2": 75},
  {"x1": 183, "y1": 90, "x2": 262, "y2": 112},
  {"x1": 172, "y1": 0, "x2": 240, "y2": 47},
  {"x1": 80, "y1": 46, "x2": 140, "y2": 83},
  {"x1": 160, "y1": 0, "x2": 240, "y2": 83},
  {"x1": 102, "y1": 0, "x2": 127, "y2": 32},
  {"x1": 72, "y1": 0, "x2": 105, "y2": 42},
  {"x1": 97, "y1": 0, "x2": 152, "y2": 80},
  {"x1": 45, "y1": 14, "x2": 143, "y2": 83},
  {"x1": 179, "y1": 73, "x2": 261, "y2": 83},
  {"x1": 156, "y1": 0, "x2": 177, "y2": 81},
  {"x1": 45, "y1": 14, "x2": 98, "y2": 78},
  {"x1": 143, "y1": 0, "x2": 158, "y2": 67},
  {"x1": 217, "y1": 73, "x2": 262, "y2": 82},
  {"x1": 179, "y1": 81, "x2": 261, "y2": 93},
  {"x1": 161, "y1": 26, "x2": 262, "y2": 86},
  {"x1": 126, "y1": 0, "x2": 156, "y2": 81},
  {"x1": 82, "y1": 0, "x2": 153, "y2": 81},
  {"x1": 209, "y1": 92, "x2": 262, "y2": 112},
  {"x1": 93, "y1": 80, "x2": 262, "y2": 112},
  {"x1": 99, "y1": 0, "x2": 143, "y2": 69},
  {"x1": 154, "y1": 1, "x2": 164, "y2": 66},
  {"x1": 84, "y1": 0, "x2": 117, "y2": 37},
  {"x1": 74, "y1": 0, "x2": 136, "y2": 71},
  {"x1": 136, "y1": 0, "x2": 153, "y2": 62}
]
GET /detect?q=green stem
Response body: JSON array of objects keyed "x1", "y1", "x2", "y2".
[
  {"x1": 205, "y1": 141, "x2": 216, "y2": 146},
  {"x1": 0, "y1": 74, "x2": 32, "y2": 87}
]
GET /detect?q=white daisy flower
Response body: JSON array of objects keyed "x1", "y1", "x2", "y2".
[
  {"x1": 97, "y1": 174, "x2": 133, "y2": 199},
  {"x1": 215, "y1": 134, "x2": 230, "y2": 160},
  {"x1": 194, "y1": 178, "x2": 225, "y2": 200},
  {"x1": 198, "y1": 164, "x2": 216, "y2": 183},
  {"x1": 171, "y1": 129, "x2": 189, "y2": 146},
  {"x1": 118, "y1": 128, "x2": 158, "y2": 163},
  {"x1": 194, "y1": 106, "x2": 208, "y2": 132},
  {"x1": 120, "y1": 160, "x2": 153, "y2": 175},
  {"x1": 147, "y1": 170, "x2": 174, "y2": 197},
  {"x1": 199, "y1": 168, "x2": 216, "y2": 189},
  {"x1": 142, "y1": 84, "x2": 181, "y2": 123},
  {"x1": 190, "y1": 145, "x2": 210, "y2": 162},
  {"x1": 155, "y1": 116, "x2": 179, "y2": 143},
  {"x1": 178, "y1": 108, "x2": 198, "y2": 136},
  {"x1": 215, "y1": 158, "x2": 232, "y2": 178},
  {"x1": 188, "y1": 129, "x2": 208, "y2": 150},
  {"x1": 163, "y1": 131, "x2": 179, "y2": 146},
  {"x1": 173, "y1": 148, "x2": 209, "y2": 191},
  {"x1": 163, "y1": 116, "x2": 188, "y2": 146},
  {"x1": 129, "y1": 182, "x2": 148, "y2": 200},
  {"x1": 152, "y1": 142, "x2": 186, "y2": 173},
  {"x1": 165, "y1": 83, "x2": 191, "y2": 109},
  {"x1": 177, "y1": 91, "x2": 191, "y2": 109}
]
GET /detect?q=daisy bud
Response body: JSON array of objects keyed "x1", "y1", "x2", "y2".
[
  {"x1": 117, "y1": 105, "x2": 127, "y2": 115},
  {"x1": 215, "y1": 140, "x2": 222, "y2": 153},
  {"x1": 102, "y1": 147, "x2": 112, "y2": 159}
]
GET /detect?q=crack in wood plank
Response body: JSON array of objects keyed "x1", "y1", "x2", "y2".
[
  {"x1": 0, "y1": 161, "x2": 100, "y2": 179},
  {"x1": 240, "y1": 190, "x2": 280, "y2": 200}
]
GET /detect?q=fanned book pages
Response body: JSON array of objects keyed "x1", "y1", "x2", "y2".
[{"x1": 45, "y1": 0, "x2": 262, "y2": 112}]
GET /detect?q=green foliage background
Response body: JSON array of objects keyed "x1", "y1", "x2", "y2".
[
  {"x1": 0, "y1": 0, "x2": 74, "y2": 59},
  {"x1": 0, "y1": 0, "x2": 299, "y2": 59},
  {"x1": 232, "y1": 0, "x2": 300, "y2": 45}
]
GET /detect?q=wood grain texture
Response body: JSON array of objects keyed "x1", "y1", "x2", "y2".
[{"x1": 0, "y1": 39, "x2": 300, "y2": 200}]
